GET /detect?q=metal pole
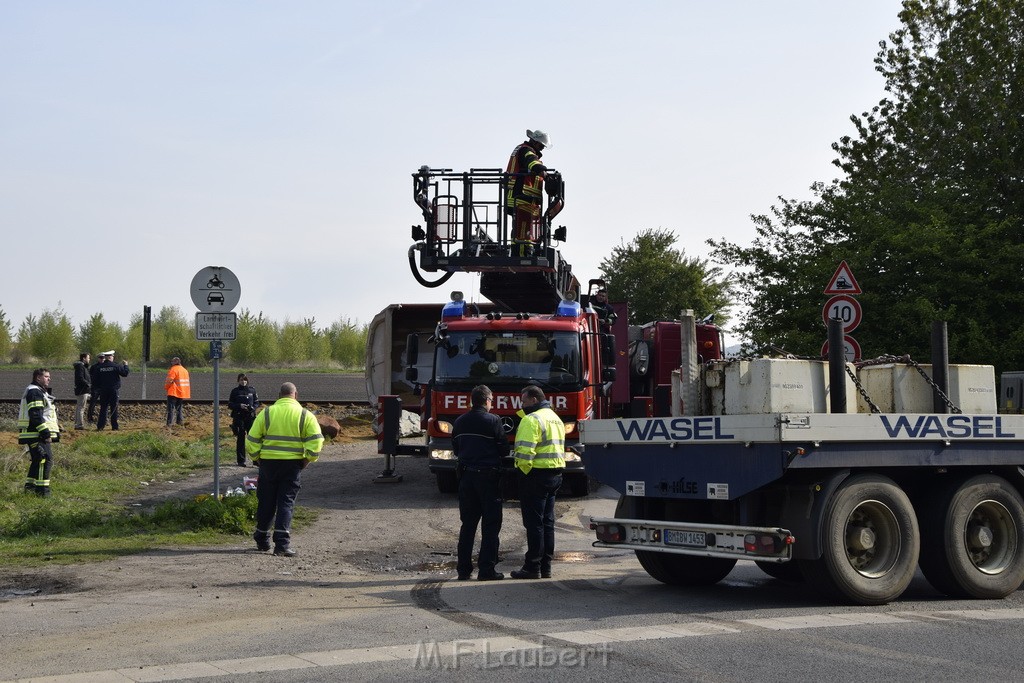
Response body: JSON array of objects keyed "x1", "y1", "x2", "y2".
[
  {"x1": 931, "y1": 321, "x2": 950, "y2": 413},
  {"x1": 141, "y1": 362, "x2": 147, "y2": 400},
  {"x1": 828, "y1": 317, "x2": 847, "y2": 413},
  {"x1": 213, "y1": 354, "x2": 220, "y2": 497}
]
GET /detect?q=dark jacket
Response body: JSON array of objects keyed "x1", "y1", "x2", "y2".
[
  {"x1": 93, "y1": 359, "x2": 130, "y2": 393},
  {"x1": 73, "y1": 360, "x2": 91, "y2": 396},
  {"x1": 88, "y1": 362, "x2": 101, "y2": 395},
  {"x1": 452, "y1": 407, "x2": 509, "y2": 469},
  {"x1": 228, "y1": 384, "x2": 260, "y2": 419}
]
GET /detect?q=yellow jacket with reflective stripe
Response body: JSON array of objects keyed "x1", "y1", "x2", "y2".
[
  {"x1": 505, "y1": 143, "x2": 547, "y2": 210},
  {"x1": 513, "y1": 404, "x2": 565, "y2": 474},
  {"x1": 18, "y1": 384, "x2": 60, "y2": 445},
  {"x1": 245, "y1": 397, "x2": 324, "y2": 461}
]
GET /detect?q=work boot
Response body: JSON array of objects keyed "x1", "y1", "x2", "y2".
[
  {"x1": 478, "y1": 572, "x2": 505, "y2": 581},
  {"x1": 253, "y1": 531, "x2": 271, "y2": 552},
  {"x1": 35, "y1": 487, "x2": 51, "y2": 498},
  {"x1": 510, "y1": 569, "x2": 541, "y2": 580},
  {"x1": 273, "y1": 547, "x2": 297, "y2": 557}
]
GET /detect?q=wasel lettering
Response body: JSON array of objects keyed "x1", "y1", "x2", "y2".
[
  {"x1": 616, "y1": 418, "x2": 735, "y2": 442},
  {"x1": 879, "y1": 415, "x2": 1016, "y2": 439}
]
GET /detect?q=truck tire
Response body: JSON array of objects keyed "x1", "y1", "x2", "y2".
[
  {"x1": 919, "y1": 474, "x2": 1024, "y2": 599},
  {"x1": 636, "y1": 550, "x2": 736, "y2": 586},
  {"x1": 755, "y1": 560, "x2": 804, "y2": 582},
  {"x1": 436, "y1": 471, "x2": 458, "y2": 494},
  {"x1": 800, "y1": 474, "x2": 919, "y2": 605}
]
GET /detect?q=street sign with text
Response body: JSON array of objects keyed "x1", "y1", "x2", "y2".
[{"x1": 195, "y1": 313, "x2": 237, "y2": 341}]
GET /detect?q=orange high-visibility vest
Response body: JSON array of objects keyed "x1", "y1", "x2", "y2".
[{"x1": 165, "y1": 365, "x2": 191, "y2": 399}]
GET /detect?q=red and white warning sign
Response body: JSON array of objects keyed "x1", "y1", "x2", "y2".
[
  {"x1": 822, "y1": 295, "x2": 863, "y2": 333},
  {"x1": 823, "y1": 260, "x2": 862, "y2": 295},
  {"x1": 821, "y1": 336, "x2": 862, "y2": 362}
]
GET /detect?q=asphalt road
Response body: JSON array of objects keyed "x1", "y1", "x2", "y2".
[{"x1": 0, "y1": 368, "x2": 368, "y2": 403}]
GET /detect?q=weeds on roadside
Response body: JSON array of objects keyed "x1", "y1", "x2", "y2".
[{"x1": 0, "y1": 432, "x2": 316, "y2": 567}]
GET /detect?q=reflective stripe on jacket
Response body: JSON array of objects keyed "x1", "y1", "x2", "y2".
[
  {"x1": 164, "y1": 365, "x2": 191, "y2": 399},
  {"x1": 18, "y1": 384, "x2": 60, "y2": 444},
  {"x1": 245, "y1": 397, "x2": 324, "y2": 461},
  {"x1": 513, "y1": 404, "x2": 565, "y2": 474}
]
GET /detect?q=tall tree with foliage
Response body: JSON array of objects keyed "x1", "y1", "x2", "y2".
[
  {"x1": 710, "y1": 0, "x2": 1024, "y2": 372},
  {"x1": 76, "y1": 313, "x2": 125, "y2": 358},
  {"x1": 599, "y1": 228, "x2": 733, "y2": 325},
  {"x1": 0, "y1": 307, "x2": 11, "y2": 363}
]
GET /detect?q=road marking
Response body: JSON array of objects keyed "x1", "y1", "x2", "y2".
[{"x1": 9, "y1": 607, "x2": 1024, "y2": 682}]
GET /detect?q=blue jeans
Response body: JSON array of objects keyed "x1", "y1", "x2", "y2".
[
  {"x1": 457, "y1": 468, "x2": 503, "y2": 577},
  {"x1": 518, "y1": 469, "x2": 562, "y2": 573},
  {"x1": 255, "y1": 459, "x2": 303, "y2": 550},
  {"x1": 166, "y1": 397, "x2": 184, "y2": 425}
]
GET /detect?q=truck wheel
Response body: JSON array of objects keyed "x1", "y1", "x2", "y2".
[
  {"x1": 436, "y1": 471, "x2": 458, "y2": 494},
  {"x1": 755, "y1": 560, "x2": 804, "y2": 582},
  {"x1": 636, "y1": 550, "x2": 736, "y2": 586},
  {"x1": 919, "y1": 474, "x2": 1024, "y2": 599},
  {"x1": 800, "y1": 474, "x2": 919, "y2": 605}
]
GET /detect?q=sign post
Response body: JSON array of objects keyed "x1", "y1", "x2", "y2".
[
  {"x1": 822, "y1": 261, "x2": 863, "y2": 362},
  {"x1": 191, "y1": 266, "x2": 241, "y2": 498}
]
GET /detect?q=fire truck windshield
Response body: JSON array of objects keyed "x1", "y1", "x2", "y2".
[{"x1": 434, "y1": 331, "x2": 582, "y2": 389}]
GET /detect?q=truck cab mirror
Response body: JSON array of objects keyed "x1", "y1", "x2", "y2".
[
  {"x1": 600, "y1": 333, "x2": 617, "y2": 368},
  {"x1": 405, "y1": 333, "x2": 420, "y2": 383},
  {"x1": 601, "y1": 367, "x2": 617, "y2": 383}
]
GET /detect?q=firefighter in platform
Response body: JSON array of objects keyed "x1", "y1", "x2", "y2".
[
  {"x1": 510, "y1": 384, "x2": 566, "y2": 579},
  {"x1": 247, "y1": 382, "x2": 324, "y2": 557},
  {"x1": 19, "y1": 368, "x2": 60, "y2": 497},
  {"x1": 505, "y1": 129, "x2": 550, "y2": 256}
]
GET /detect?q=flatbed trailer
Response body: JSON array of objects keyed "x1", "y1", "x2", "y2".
[{"x1": 582, "y1": 410, "x2": 1024, "y2": 605}]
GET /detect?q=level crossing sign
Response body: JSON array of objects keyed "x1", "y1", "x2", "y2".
[{"x1": 824, "y1": 260, "x2": 862, "y2": 295}]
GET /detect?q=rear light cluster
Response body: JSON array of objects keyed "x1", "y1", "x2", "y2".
[
  {"x1": 591, "y1": 523, "x2": 625, "y2": 543},
  {"x1": 743, "y1": 533, "x2": 795, "y2": 554}
]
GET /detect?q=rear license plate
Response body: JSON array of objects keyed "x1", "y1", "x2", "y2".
[{"x1": 664, "y1": 529, "x2": 706, "y2": 548}]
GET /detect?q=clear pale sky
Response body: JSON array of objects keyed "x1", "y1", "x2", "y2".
[{"x1": 1, "y1": 1, "x2": 901, "y2": 338}]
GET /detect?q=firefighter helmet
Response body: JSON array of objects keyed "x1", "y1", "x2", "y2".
[{"x1": 527, "y1": 129, "x2": 551, "y2": 148}]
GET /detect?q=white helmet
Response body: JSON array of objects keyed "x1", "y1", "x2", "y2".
[{"x1": 527, "y1": 129, "x2": 551, "y2": 148}]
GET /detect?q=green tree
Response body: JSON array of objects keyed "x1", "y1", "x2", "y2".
[
  {"x1": 599, "y1": 228, "x2": 733, "y2": 325},
  {"x1": 150, "y1": 306, "x2": 206, "y2": 366},
  {"x1": 24, "y1": 307, "x2": 76, "y2": 364},
  {"x1": 76, "y1": 313, "x2": 125, "y2": 359},
  {"x1": 327, "y1": 317, "x2": 368, "y2": 369},
  {"x1": 230, "y1": 310, "x2": 280, "y2": 366},
  {"x1": 280, "y1": 319, "x2": 330, "y2": 365},
  {"x1": 709, "y1": 0, "x2": 1024, "y2": 372},
  {"x1": 0, "y1": 307, "x2": 11, "y2": 363}
]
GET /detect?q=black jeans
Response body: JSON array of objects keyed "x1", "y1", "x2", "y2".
[
  {"x1": 232, "y1": 414, "x2": 255, "y2": 463},
  {"x1": 166, "y1": 396, "x2": 184, "y2": 425},
  {"x1": 518, "y1": 469, "x2": 562, "y2": 573},
  {"x1": 457, "y1": 468, "x2": 503, "y2": 577},
  {"x1": 255, "y1": 459, "x2": 303, "y2": 550}
]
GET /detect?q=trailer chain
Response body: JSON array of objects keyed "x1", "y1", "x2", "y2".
[{"x1": 845, "y1": 364, "x2": 880, "y2": 413}]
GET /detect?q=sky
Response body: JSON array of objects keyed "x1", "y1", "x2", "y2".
[{"x1": 1, "y1": 1, "x2": 903, "y2": 341}]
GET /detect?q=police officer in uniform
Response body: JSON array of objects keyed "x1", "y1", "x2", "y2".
[
  {"x1": 510, "y1": 385, "x2": 566, "y2": 579},
  {"x1": 228, "y1": 373, "x2": 259, "y2": 466},
  {"x1": 246, "y1": 382, "x2": 324, "y2": 557},
  {"x1": 94, "y1": 351, "x2": 130, "y2": 430},
  {"x1": 452, "y1": 385, "x2": 508, "y2": 581}
]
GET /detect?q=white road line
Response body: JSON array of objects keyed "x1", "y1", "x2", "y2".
[{"x1": 10, "y1": 608, "x2": 1024, "y2": 682}]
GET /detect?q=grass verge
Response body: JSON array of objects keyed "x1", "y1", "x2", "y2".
[{"x1": 0, "y1": 432, "x2": 316, "y2": 568}]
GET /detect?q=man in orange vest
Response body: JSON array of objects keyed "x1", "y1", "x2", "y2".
[{"x1": 164, "y1": 357, "x2": 191, "y2": 426}]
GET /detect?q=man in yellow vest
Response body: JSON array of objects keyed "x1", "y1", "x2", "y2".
[
  {"x1": 164, "y1": 357, "x2": 191, "y2": 426},
  {"x1": 246, "y1": 382, "x2": 324, "y2": 557},
  {"x1": 510, "y1": 384, "x2": 566, "y2": 579},
  {"x1": 19, "y1": 368, "x2": 60, "y2": 497}
]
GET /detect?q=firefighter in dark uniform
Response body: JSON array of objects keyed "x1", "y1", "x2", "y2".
[
  {"x1": 452, "y1": 384, "x2": 509, "y2": 581},
  {"x1": 18, "y1": 368, "x2": 60, "y2": 497},
  {"x1": 94, "y1": 351, "x2": 130, "y2": 430},
  {"x1": 505, "y1": 129, "x2": 550, "y2": 256},
  {"x1": 228, "y1": 373, "x2": 260, "y2": 466}
]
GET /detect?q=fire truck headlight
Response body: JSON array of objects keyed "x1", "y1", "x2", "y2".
[
  {"x1": 430, "y1": 449, "x2": 455, "y2": 461},
  {"x1": 563, "y1": 450, "x2": 581, "y2": 462},
  {"x1": 436, "y1": 420, "x2": 453, "y2": 434},
  {"x1": 563, "y1": 422, "x2": 577, "y2": 435}
]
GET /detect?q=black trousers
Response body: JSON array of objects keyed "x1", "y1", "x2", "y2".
[
  {"x1": 457, "y1": 468, "x2": 503, "y2": 577},
  {"x1": 232, "y1": 414, "x2": 255, "y2": 463},
  {"x1": 96, "y1": 391, "x2": 120, "y2": 430},
  {"x1": 518, "y1": 469, "x2": 562, "y2": 574},
  {"x1": 166, "y1": 396, "x2": 185, "y2": 425},
  {"x1": 26, "y1": 441, "x2": 53, "y2": 493},
  {"x1": 254, "y1": 459, "x2": 303, "y2": 550}
]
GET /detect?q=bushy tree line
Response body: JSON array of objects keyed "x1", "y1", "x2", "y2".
[
  {"x1": 0, "y1": 305, "x2": 368, "y2": 369},
  {"x1": 709, "y1": 0, "x2": 1024, "y2": 375}
]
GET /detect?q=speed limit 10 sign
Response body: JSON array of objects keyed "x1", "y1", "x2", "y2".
[{"x1": 822, "y1": 294, "x2": 862, "y2": 333}]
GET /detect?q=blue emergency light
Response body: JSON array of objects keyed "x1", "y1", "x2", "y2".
[
  {"x1": 556, "y1": 300, "x2": 581, "y2": 317},
  {"x1": 442, "y1": 291, "x2": 466, "y2": 319}
]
